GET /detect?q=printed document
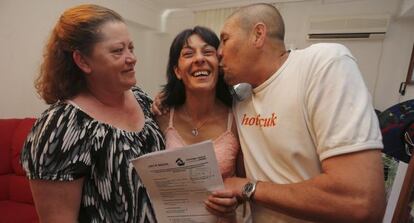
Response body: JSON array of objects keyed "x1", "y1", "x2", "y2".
[{"x1": 131, "y1": 140, "x2": 224, "y2": 223}]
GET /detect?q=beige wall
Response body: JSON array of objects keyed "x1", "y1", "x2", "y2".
[{"x1": 0, "y1": 0, "x2": 164, "y2": 118}]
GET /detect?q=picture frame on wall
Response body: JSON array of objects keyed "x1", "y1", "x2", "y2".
[{"x1": 405, "y1": 44, "x2": 414, "y2": 85}]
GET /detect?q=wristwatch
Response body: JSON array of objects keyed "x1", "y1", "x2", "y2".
[{"x1": 241, "y1": 180, "x2": 257, "y2": 202}]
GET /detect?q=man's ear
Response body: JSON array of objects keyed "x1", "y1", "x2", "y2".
[
  {"x1": 173, "y1": 66, "x2": 182, "y2": 80},
  {"x1": 73, "y1": 50, "x2": 92, "y2": 74},
  {"x1": 251, "y1": 22, "x2": 266, "y2": 48}
]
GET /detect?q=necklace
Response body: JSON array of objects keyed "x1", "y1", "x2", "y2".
[{"x1": 182, "y1": 107, "x2": 210, "y2": 136}]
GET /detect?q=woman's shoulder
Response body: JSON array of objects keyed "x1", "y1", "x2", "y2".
[
  {"x1": 22, "y1": 101, "x2": 95, "y2": 181},
  {"x1": 36, "y1": 101, "x2": 74, "y2": 124},
  {"x1": 32, "y1": 101, "x2": 94, "y2": 137}
]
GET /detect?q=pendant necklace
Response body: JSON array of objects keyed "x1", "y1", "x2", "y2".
[{"x1": 183, "y1": 107, "x2": 210, "y2": 136}]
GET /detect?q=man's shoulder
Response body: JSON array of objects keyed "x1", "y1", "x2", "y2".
[
  {"x1": 292, "y1": 43, "x2": 355, "y2": 68},
  {"x1": 304, "y1": 43, "x2": 352, "y2": 58}
]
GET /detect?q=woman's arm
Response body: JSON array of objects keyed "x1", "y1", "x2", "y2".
[{"x1": 30, "y1": 178, "x2": 84, "y2": 223}]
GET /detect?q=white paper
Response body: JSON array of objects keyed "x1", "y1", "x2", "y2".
[{"x1": 131, "y1": 140, "x2": 224, "y2": 223}]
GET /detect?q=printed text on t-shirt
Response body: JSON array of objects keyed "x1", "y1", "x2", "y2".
[{"x1": 241, "y1": 113, "x2": 277, "y2": 127}]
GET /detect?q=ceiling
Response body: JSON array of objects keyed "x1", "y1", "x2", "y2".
[
  {"x1": 150, "y1": 0, "x2": 315, "y2": 11},
  {"x1": 151, "y1": 0, "x2": 208, "y2": 9},
  {"x1": 150, "y1": 0, "x2": 412, "y2": 18}
]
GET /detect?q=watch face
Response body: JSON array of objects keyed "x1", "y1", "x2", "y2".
[
  {"x1": 244, "y1": 182, "x2": 254, "y2": 192},
  {"x1": 242, "y1": 181, "x2": 257, "y2": 201}
]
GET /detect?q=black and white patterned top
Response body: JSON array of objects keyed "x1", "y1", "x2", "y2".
[{"x1": 21, "y1": 87, "x2": 165, "y2": 223}]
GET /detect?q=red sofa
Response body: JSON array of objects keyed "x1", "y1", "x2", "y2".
[{"x1": 0, "y1": 118, "x2": 38, "y2": 223}]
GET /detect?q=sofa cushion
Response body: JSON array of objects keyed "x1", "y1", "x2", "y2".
[
  {"x1": 0, "y1": 119, "x2": 19, "y2": 175},
  {"x1": 0, "y1": 175, "x2": 10, "y2": 200},
  {"x1": 12, "y1": 118, "x2": 36, "y2": 176},
  {"x1": 0, "y1": 200, "x2": 38, "y2": 223},
  {"x1": 0, "y1": 118, "x2": 38, "y2": 222},
  {"x1": 9, "y1": 175, "x2": 34, "y2": 204}
]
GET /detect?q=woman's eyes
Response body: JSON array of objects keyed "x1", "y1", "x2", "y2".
[
  {"x1": 182, "y1": 52, "x2": 193, "y2": 57},
  {"x1": 112, "y1": 46, "x2": 134, "y2": 54},
  {"x1": 112, "y1": 48, "x2": 123, "y2": 53},
  {"x1": 181, "y1": 49, "x2": 216, "y2": 57},
  {"x1": 204, "y1": 50, "x2": 215, "y2": 55}
]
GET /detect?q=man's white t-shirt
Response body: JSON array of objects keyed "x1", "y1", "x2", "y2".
[{"x1": 233, "y1": 43, "x2": 383, "y2": 222}]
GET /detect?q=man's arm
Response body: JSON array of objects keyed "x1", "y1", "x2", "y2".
[
  {"x1": 30, "y1": 178, "x2": 84, "y2": 223},
  {"x1": 209, "y1": 149, "x2": 385, "y2": 223}
]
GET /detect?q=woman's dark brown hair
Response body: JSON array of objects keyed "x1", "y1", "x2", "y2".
[{"x1": 161, "y1": 26, "x2": 232, "y2": 107}]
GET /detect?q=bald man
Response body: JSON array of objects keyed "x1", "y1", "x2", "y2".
[{"x1": 206, "y1": 3, "x2": 385, "y2": 223}]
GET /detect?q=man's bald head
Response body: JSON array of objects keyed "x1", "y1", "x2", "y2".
[{"x1": 228, "y1": 3, "x2": 285, "y2": 41}]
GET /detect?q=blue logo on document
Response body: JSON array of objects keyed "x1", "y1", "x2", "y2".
[{"x1": 176, "y1": 158, "x2": 185, "y2": 166}]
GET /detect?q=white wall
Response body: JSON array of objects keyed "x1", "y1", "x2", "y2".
[
  {"x1": 400, "y1": 0, "x2": 414, "y2": 17},
  {"x1": 278, "y1": 0, "x2": 395, "y2": 102},
  {"x1": 278, "y1": 0, "x2": 413, "y2": 111},
  {"x1": 376, "y1": 17, "x2": 414, "y2": 110},
  {"x1": 0, "y1": 0, "x2": 164, "y2": 118},
  {"x1": 126, "y1": 21, "x2": 170, "y2": 98}
]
